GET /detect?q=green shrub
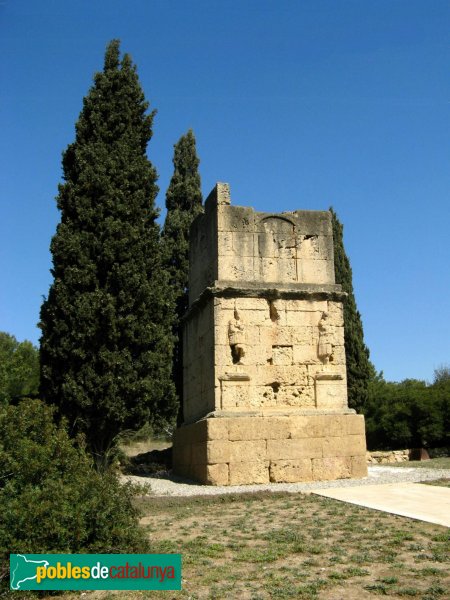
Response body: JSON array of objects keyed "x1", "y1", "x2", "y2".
[
  {"x1": 0, "y1": 399, "x2": 148, "y2": 591},
  {"x1": 365, "y1": 376, "x2": 450, "y2": 451},
  {"x1": 0, "y1": 332, "x2": 39, "y2": 405}
]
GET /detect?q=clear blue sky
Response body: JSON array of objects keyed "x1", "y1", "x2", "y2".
[{"x1": 1, "y1": 0, "x2": 449, "y2": 383}]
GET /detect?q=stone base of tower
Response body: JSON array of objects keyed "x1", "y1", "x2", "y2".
[{"x1": 172, "y1": 413, "x2": 367, "y2": 485}]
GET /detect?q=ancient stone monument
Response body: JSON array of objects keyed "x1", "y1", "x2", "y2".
[{"x1": 172, "y1": 183, "x2": 368, "y2": 485}]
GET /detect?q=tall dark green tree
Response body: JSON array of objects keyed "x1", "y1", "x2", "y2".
[
  {"x1": 162, "y1": 130, "x2": 203, "y2": 421},
  {"x1": 330, "y1": 208, "x2": 375, "y2": 413},
  {"x1": 39, "y1": 41, "x2": 176, "y2": 465}
]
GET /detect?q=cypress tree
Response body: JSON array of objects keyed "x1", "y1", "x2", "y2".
[
  {"x1": 162, "y1": 130, "x2": 203, "y2": 421},
  {"x1": 330, "y1": 208, "x2": 375, "y2": 413},
  {"x1": 39, "y1": 40, "x2": 176, "y2": 466}
]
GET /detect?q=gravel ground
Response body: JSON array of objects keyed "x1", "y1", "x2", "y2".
[{"x1": 121, "y1": 465, "x2": 450, "y2": 497}]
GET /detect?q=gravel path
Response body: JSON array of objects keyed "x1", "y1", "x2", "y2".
[{"x1": 122, "y1": 465, "x2": 450, "y2": 497}]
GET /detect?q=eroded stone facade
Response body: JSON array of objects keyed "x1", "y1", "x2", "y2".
[{"x1": 173, "y1": 183, "x2": 368, "y2": 484}]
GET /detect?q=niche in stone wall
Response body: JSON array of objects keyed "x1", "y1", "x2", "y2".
[{"x1": 257, "y1": 216, "x2": 298, "y2": 282}]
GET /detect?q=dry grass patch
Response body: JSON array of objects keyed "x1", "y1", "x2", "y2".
[
  {"x1": 120, "y1": 438, "x2": 171, "y2": 459},
  {"x1": 422, "y1": 479, "x2": 450, "y2": 488},
  {"x1": 386, "y1": 458, "x2": 450, "y2": 470},
  {"x1": 40, "y1": 490, "x2": 449, "y2": 600}
]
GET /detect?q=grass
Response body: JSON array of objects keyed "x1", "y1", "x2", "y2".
[
  {"x1": 39, "y1": 490, "x2": 449, "y2": 600},
  {"x1": 384, "y1": 457, "x2": 450, "y2": 470},
  {"x1": 422, "y1": 479, "x2": 450, "y2": 488}
]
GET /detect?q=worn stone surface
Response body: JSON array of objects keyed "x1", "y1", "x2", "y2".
[
  {"x1": 173, "y1": 183, "x2": 368, "y2": 485},
  {"x1": 269, "y1": 459, "x2": 313, "y2": 483},
  {"x1": 172, "y1": 414, "x2": 368, "y2": 485},
  {"x1": 188, "y1": 184, "x2": 340, "y2": 304},
  {"x1": 312, "y1": 457, "x2": 352, "y2": 480},
  {"x1": 367, "y1": 450, "x2": 410, "y2": 464},
  {"x1": 229, "y1": 461, "x2": 270, "y2": 485},
  {"x1": 351, "y1": 455, "x2": 369, "y2": 478},
  {"x1": 206, "y1": 463, "x2": 229, "y2": 486},
  {"x1": 183, "y1": 293, "x2": 349, "y2": 423}
]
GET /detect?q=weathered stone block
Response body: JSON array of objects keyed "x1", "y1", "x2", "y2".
[
  {"x1": 267, "y1": 438, "x2": 323, "y2": 460},
  {"x1": 191, "y1": 442, "x2": 207, "y2": 465},
  {"x1": 278, "y1": 258, "x2": 298, "y2": 281},
  {"x1": 204, "y1": 182, "x2": 231, "y2": 209},
  {"x1": 190, "y1": 463, "x2": 208, "y2": 482},
  {"x1": 322, "y1": 415, "x2": 346, "y2": 437},
  {"x1": 346, "y1": 414, "x2": 366, "y2": 436},
  {"x1": 289, "y1": 416, "x2": 325, "y2": 438},
  {"x1": 232, "y1": 232, "x2": 255, "y2": 257},
  {"x1": 291, "y1": 326, "x2": 316, "y2": 344},
  {"x1": 318, "y1": 235, "x2": 334, "y2": 260},
  {"x1": 269, "y1": 459, "x2": 313, "y2": 482},
  {"x1": 225, "y1": 417, "x2": 290, "y2": 441},
  {"x1": 214, "y1": 344, "x2": 232, "y2": 367},
  {"x1": 229, "y1": 461, "x2": 270, "y2": 485},
  {"x1": 312, "y1": 457, "x2": 351, "y2": 480},
  {"x1": 218, "y1": 205, "x2": 254, "y2": 232},
  {"x1": 298, "y1": 234, "x2": 321, "y2": 259},
  {"x1": 270, "y1": 326, "x2": 293, "y2": 345},
  {"x1": 172, "y1": 443, "x2": 191, "y2": 466},
  {"x1": 218, "y1": 256, "x2": 255, "y2": 281},
  {"x1": 206, "y1": 440, "x2": 231, "y2": 463},
  {"x1": 263, "y1": 417, "x2": 291, "y2": 439},
  {"x1": 287, "y1": 310, "x2": 321, "y2": 327},
  {"x1": 221, "y1": 382, "x2": 250, "y2": 409},
  {"x1": 173, "y1": 421, "x2": 205, "y2": 444},
  {"x1": 330, "y1": 345, "x2": 346, "y2": 366},
  {"x1": 206, "y1": 463, "x2": 229, "y2": 485},
  {"x1": 351, "y1": 455, "x2": 368, "y2": 478},
  {"x1": 257, "y1": 365, "x2": 308, "y2": 386},
  {"x1": 315, "y1": 379, "x2": 347, "y2": 409},
  {"x1": 293, "y1": 344, "x2": 318, "y2": 364},
  {"x1": 322, "y1": 435, "x2": 366, "y2": 458},
  {"x1": 214, "y1": 325, "x2": 229, "y2": 346},
  {"x1": 298, "y1": 259, "x2": 331, "y2": 284},
  {"x1": 228, "y1": 417, "x2": 264, "y2": 440},
  {"x1": 235, "y1": 297, "x2": 269, "y2": 311},
  {"x1": 286, "y1": 299, "x2": 328, "y2": 313},
  {"x1": 272, "y1": 345, "x2": 294, "y2": 365},
  {"x1": 217, "y1": 231, "x2": 234, "y2": 256},
  {"x1": 230, "y1": 440, "x2": 266, "y2": 462},
  {"x1": 251, "y1": 346, "x2": 271, "y2": 366},
  {"x1": 206, "y1": 418, "x2": 229, "y2": 440}
]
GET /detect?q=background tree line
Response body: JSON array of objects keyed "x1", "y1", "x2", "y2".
[{"x1": 365, "y1": 368, "x2": 450, "y2": 450}]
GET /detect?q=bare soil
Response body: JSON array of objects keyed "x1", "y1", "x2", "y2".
[{"x1": 39, "y1": 490, "x2": 448, "y2": 600}]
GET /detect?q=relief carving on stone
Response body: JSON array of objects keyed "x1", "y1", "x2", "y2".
[
  {"x1": 228, "y1": 308, "x2": 246, "y2": 365},
  {"x1": 318, "y1": 311, "x2": 334, "y2": 365}
]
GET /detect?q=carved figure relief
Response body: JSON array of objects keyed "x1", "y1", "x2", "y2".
[
  {"x1": 318, "y1": 311, "x2": 333, "y2": 365},
  {"x1": 228, "y1": 308, "x2": 246, "y2": 365}
]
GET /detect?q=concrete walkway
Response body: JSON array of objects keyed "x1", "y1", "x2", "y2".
[{"x1": 311, "y1": 482, "x2": 450, "y2": 527}]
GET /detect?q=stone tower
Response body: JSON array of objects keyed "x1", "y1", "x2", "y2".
[{"x1": 172, "y1": 183, "x2": 367, "y2": 485}]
